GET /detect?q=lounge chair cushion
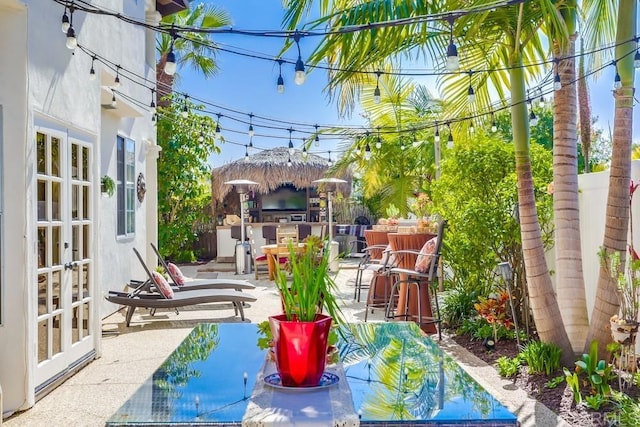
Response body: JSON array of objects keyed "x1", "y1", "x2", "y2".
[
  {"x1": 415, "y1": 237, "x2": 437, "y2": 273},
  {"x1": 152, "y1": 271, "x2": 174, "y2": 299},
  {"x1": 167, "y1": 262, "x2": 186, "y2": 286}
]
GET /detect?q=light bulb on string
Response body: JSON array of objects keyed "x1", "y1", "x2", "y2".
[
  {"x1": 302, "y1": 146, "x2": 308, "y2": 159},
  {"x1": 447, "y1": 123, "x2": 453, "y2": 149},
  {"x1": 373, "y1": 71, "x2": 382, "y2": 104},
  {"x1": 66, "y1": 25, "x2": 77, "y2": 50},
  {"x1": 293, "y1": 32, "x2": 306, "y2": 85},
  {"x1": 111, "y1": 91, "x2": 117, "y2": 108},
  {"x1": 89, "y1": 56, "x2": 96, "y2": 81},
  {"x1": 376, "y1": 127, "x2": 382, "y2": 149},
  {"x1": 245, "y1": 146, "x2": 249, "y2": 161},
  {"x1": 538, "y1": 89, "x2": 545, "y2": 108},
  {"x1": 412, "y1": 132, "x2": 420, "y2": 148},
  {"x1": 469, "y1": 120, "x2": 475, "y2": 134},
  {"x1": 276, "y1": 59, "x2": 285, "y2": 93},
  {"x1": 491, "y1": 113, "x2": 497, "y2": 133},
  {"x1": 215, "y1": 113, "x2": 222, "y2": 139},
  {"x1": 327, "y1": 150, "x2": 333, "y2": 167},
  {"x1": 467, "y1": 71, "x2": 475, "y2": 104},
  {"x1": 529, "y1": 110, "x2": 538, "y2": 126},
  {"x1": 553, "y1": 60, "x2": 561, "y2": 91},
  {"x1": 434, "y1": 123, "x2": 440, "y2": 143},
  {"x1": 287, "y1": 155, "x2": 293, "y2": 167},
  {"x1": 61, "y1": 7, "x2": 70, "y2": 33},
  {"x1": 181, "y1": 95, "x2": 189, "y2": 118},
  {"x1": 198, "y1": 131, "x2": 204, "y2": 143},
  {"x1": 248, "y1": 113, "x2": 254, "y2": 138},
  {"x1": 314, "y1": 124, "x2": 320, "y2": 147},
  {"x1": 445, "y1": 18, "x2": 459, "y2": 71},
  {"x1": 635, "y1": 48, "x2": 640, "y2": 69},
  {"x1": 113, "y1": 66, "x2": 121, "y2": 89},
  {"x1": 613, "y1": 62, "x2": 622, "y2": 89},
  {"x1": 248, "y1": 136, "x2": 254, "y2": 154},
  {"x1": 149, "y1": 89, "x2": 156, "y2": 114},
  {"x1": 364, "y1": 143, "x2": 371, "y2": 160},
  {"x1": 164, "y1": 30, "x2": 178, "y2": 76},
  {"x1": 288, "y1": 128, "x2": 295, "y2": 155}
]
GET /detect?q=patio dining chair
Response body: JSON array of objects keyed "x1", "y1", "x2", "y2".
[{"x1": 384, "y1": 220, "x2": 447, "y2": 340}]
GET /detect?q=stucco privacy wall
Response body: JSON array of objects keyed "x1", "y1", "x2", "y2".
[{"x1": 0, "y1": 0, "x2": 157, "y2": 416}]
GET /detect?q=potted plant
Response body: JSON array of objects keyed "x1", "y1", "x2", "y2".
[
  {"x1": 101, "y1": 175, "x2": 115, "y2": 197},
  {"x1": 269, "y1": 234, "x2": 343, "y2": 387}
]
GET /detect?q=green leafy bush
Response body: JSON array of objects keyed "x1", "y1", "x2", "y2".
[
  {"x1": 457, "y1": 317, "x2": 513, "y2": 342},
  {"x1": 519, "y1": 340, "x2": 562, "y2": 376},
  {"x1": 441, "y1": 284, "x2": 487, "y2": 328},
  {"x1": 496, "y1": 356, "x2": 520, "y2": 378}
]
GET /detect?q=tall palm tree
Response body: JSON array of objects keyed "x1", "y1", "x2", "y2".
[
  {"x1": 156, "y1": 3, "x2": 231, "y2": 104},
  {"x1": 282, "y1": 0, "x2": 574, "y2": 361},
  {"x1": 547, "y1": 1, "x2": 589, "y2": 353},
  {"x1": 584, "y1": 0, "x2": 636, "y2": 354}
]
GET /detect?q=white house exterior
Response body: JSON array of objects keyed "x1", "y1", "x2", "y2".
[{"x1": 0, "y1": 0, "x2": 168, "y2": 417}]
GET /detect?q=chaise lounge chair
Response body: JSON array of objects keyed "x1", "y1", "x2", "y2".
[
  {"x1": 131, "y1": 246, "x2": 255, "y2": 292},
  {"x1": 108, "y1": 249, "x2": 257, "y2": 326}
]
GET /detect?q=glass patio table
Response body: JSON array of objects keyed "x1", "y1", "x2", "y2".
[{"x1": 106, "y1": 322, "x2": 517, "y2": 426}]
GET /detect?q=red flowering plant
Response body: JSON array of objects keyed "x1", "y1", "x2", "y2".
[{"x1": 474, "y1": 292, "x2": 514, "y2": 345}]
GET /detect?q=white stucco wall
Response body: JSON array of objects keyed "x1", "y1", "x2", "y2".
[{"x1": 0, "y1": 0, "x2": 158, "y2": 416}]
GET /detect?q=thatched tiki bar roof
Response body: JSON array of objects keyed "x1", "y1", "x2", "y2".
[{"x1": 211, "y1": 147, "x2": 352, "y2": 202}]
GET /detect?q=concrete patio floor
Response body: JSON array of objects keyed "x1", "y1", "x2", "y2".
[{"x1": 4, "y1": 260, "x2": 570, "y2": 427}]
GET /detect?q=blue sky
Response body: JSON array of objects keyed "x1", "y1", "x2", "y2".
[{"x1": 177, "y1": 1, "x2": 639, "y2": 168}]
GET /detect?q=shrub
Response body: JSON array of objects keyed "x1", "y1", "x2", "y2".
[
  {"x1": 441, "y1": 284, "x2": 486, "y2": 328},
  {"x1": 496, "y1": 356, "x2": 520, "y2": 378},
  {"x1": 457, "y1": 317, "x2": 512, "y2": 342},
  {"x1": 519, "y1": 340, "x2": 562, "y2": 376}
]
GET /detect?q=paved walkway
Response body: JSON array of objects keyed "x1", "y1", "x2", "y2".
[{"x1": 4, "y1": 260, "x2": 570, "y2": 426}]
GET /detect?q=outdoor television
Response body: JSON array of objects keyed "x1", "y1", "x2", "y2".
[{"x1": 261, "y1": 184, "x2": 307, "y2": 211}]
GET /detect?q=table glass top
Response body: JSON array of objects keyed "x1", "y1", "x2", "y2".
[{"x1": 106, "y1": 322, "x2": 517, "y2": 426}]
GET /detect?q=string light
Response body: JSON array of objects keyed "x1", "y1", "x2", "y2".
[
  {"x1": 491, "y1": 113, "x2": 497, "y2": 132},
  {"x1": 314, "y1": 124, "x2": 320, "y2": 147},
  {"x1": 215, "y1": 113, "x2": 222, "y2": 139},
  {"x1": 373, "y1": 71, "x2": 382, "y2": 104},
  {"x1": 149, "y1": 89, "x2": 156, "y2": 114},
  {"x1": 288, "y1": 128, "x2": 294, "y2": 155},
  {"x1": 248, "y1": 113, "x2": 255, "y2": 137},
  {"x1": 376, "y1": 127, "x2": 382, "y2": 149},
  {"x1": 181, "y1": 95, "x2": 189, "y2": 118},
  {"x1": 469, "y1": 119, "x2": 475, "y2": 133},
  {"x1": 245, "y1": 145, "x2": 249, "y2": 161},
  {"x1": 276, "y1": 59, "x2": 285, "y2": 93},
  {"x1": 537, "y1": 89, "x2": 545, "y2": 108},
  {"x1": 65, "y1": 14, "x2": 77, "y2": 49},
  {"x1": 635, "y1": 46, "x2": 640, "y2": 68},
  {"x1": 529, "y1": 109, "x2": 538, "y2": 126},
  {"x1": 327, "y1": 150, "x2": 333, "y2": 167},
  {"x1": 554, "y1": 59, "x2": 561, "y2": 91},
  {"x1": 434, "y1": 122, "x2": 440, "y2": 143},
  {"x1": 364, "y1": 143, "x2": 371, "y2": 160},
  {"x1": 61, "y1": 6, "x2": 70, "y2": 33},
  {"x1": 113, "y1": 65, "x2": 121, "y2": 88},
  {"x1": 293, "y1": 32, "x2": 306, "y2": 85},
  {"x1": 164, "y1": 29, "x2": 177, "y2": 76},
  {"x1": 111, "y1": 90, "x2": 117, "y2": 108},
  {"x1": 467, "y1": 71, "x2": 475, "y2": 104},
  {"x1": 412, "y1": 132, "x2": 421, "y2": 147},
  {"x1": 613, "y1": 61, "x2": 622, "y2": 89},
  {"x1": 248, "y1": 136, "x2": 254, "y2": 153},
  {"x1": 445, "y1": 18, "x2": 459, "y2": 71},
  {"x1": 447, "y1": 123, "x2": 453, "y2": 148},
  {"x1": 89, "y1": 56, "x2": 96, "y2": 80},
  {"x1": 287, "y1": 154, "x2": 292, "y2": 167}
]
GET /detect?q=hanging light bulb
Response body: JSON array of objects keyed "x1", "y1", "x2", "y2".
[
  {"x1": 469, "y1": 120, "x2": 475, "y2": 134},
  {"x1": 302, "y1": 146, "x2": 308, "y2": 159},
  {"x1": 149, "y1": 89, "x2": 156, "y2": 115},
  {"x1": 447, "y1": 123, "x2": 453, "y2": 149},
  {"x1": 467, "y1": 71, "x2": 475, "y2": 103},
  {"x1": 61, "y1": 7, "x2": 70, "y2": 33},
  {"x1": 327, "y1": 150, "x2": 333, "y2": 167},
  {"x1": 376, "y1": 128, "x2": 382, "y2": 149},
  {"x1": 434, "y1": 123, "x2": 440, "y2": 143},
  {"x1": 314, "y1": 124, "x2": 320, "y2": 147},
  {"x1": 373, "y1": 71, "x2": 382, "y2": 104},
  {"x1": 288, "y1": 128, "x2": 295, "y2": 155},
  {"x1": 245, "y1": 146, "x2": 249, "y2": 161},
  {"x1": 635, "y1": 49, "x2": 640, "y2": 69},
  {"x1": 181, "y1": 96, "x2": 189, "y2": 118},
  {"x1": 248, "y1": 137, "x2": 254, "y2": 154},
  {"x1": 412, "y1": 133, "x2": 421, "y2": 148},
  {"x1": 276, "y1": 59, "x2": 285, "y2": 93},
  {"x1": 529, "y1": 110, "x2": 538, "y2": 126},
  {"x1": 364, "y1": 143, "x2": 371, "y2": 160},
  {"x1": 491, "y1": 114, "x2": 497, "y2": 133},
  {"x1": 113, "y1": 66, "x2": 121, "y2": 89},
  {"x1": 445, "y1": 19, "x2": 459, "y2": 71},
  {"x1": 111, "y1": 91, "x2": 117, "y2": 108},
  {"x1": 614, "y1": 64, "x2": 622, "y2": 89},
  {"x1": 198, "y1": 131, "x2": 205, "y2": 143},
  {"x1": 538, "y1": 89, "x2": 545, "y2": 108},
  {"x1": 66, "y1": 25, "x2": 77, "y2": 50},
  {"x1": 152, "y1": 114, "x2": 156, "y2": 123},
  {"x1": 215, "y1": 114, "x2": 222, "y2": 139},
  {"x1": 89, "y1": 56, "x2": 96, "y2": 81},
  {"x1": 248, "y1": 113, "x2": 255, "y2": 138},
  {"x1": 287, "y1": 155, "x2": 292, "y2": 167},
  {"x1": 164, "y1": 40, "x2": 177, "y2": 76},
  {"x1": 553, "y1": 60, "x2": 561, "y2": 91},
  {"x1": 293, "y1": 33, "x2": 306, "y2": 85}
]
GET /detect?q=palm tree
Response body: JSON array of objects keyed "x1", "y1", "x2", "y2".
[
  {"x1": 584, "y1": 0, "x2": 637, "y2": 354},
  {"x1": 156, "y1": 3, "x2": 231, "y2": 105},
  {"x1": 282, "y1": 0, "x2": 574, "y2": 362},
  {"x1": 547, "y1": 1, "x2": 590, "y2": 353}
]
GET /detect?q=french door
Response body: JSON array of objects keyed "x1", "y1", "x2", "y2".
[{"x1": 35, "y1": 126, "x2": 95, "y2": 388}]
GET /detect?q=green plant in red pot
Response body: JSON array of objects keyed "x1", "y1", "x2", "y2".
[{"x1": 269, "y1": 235, "x2": 343, "y2": 387}]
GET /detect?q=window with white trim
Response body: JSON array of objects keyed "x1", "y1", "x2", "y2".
[{"x1": 117, "y1": 136, "x2": 135, "y2": 236}]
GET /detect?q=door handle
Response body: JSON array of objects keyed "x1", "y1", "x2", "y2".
[{"x1": 64, "y1": 261, "x2": 78, "y2": 270}]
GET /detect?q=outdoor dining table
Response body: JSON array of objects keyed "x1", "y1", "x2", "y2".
[
  {"x1": 387, "y1": 232, "x2": 437, "y2": 333},
  {"x1": 260, "y1": 243, "x2": 305, "y2": 280}
]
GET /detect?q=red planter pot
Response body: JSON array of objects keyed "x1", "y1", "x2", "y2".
[{"x1": 268, "y1": 313, "x2": 332, "y2": 387}]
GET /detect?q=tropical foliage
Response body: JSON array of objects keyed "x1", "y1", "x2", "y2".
[{"x1": 157, "y1": 95, "x2": 220, "y2": 261}]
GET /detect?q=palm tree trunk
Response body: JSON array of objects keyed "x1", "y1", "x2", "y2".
[
  {"x1": 553, "y1": 34, "x2": 589, "y2": 354},
  {"x1": 510, "y1": 54, "x2": 574, "y2": 365},
  {"x1": 585, "y1": 0, "x2": 636, "y2": 357},
  {"x1": 578, "y1": 40, "x2": 592, "y2": 173},
  {"x1": 156, "y1": 53, "x2": 174, "y2": 107}
]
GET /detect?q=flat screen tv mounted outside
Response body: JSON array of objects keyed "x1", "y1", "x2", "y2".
[{"x1": 261, "y1": 184, "x2": 307, "y2": 211}]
